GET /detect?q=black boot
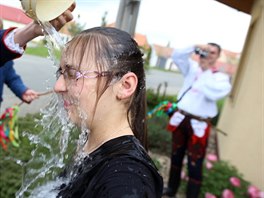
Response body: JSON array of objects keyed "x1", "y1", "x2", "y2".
[
  {"x1": 163, "y1": 166, "x2": 181, "y2": 197},
  {"x1": 186, "y1": 180, "x2": 201, "y2": 198}
]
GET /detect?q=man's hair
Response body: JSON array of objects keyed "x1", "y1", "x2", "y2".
[{"x1": 208, "y1": 42, "x2": 221, "y2": 54}]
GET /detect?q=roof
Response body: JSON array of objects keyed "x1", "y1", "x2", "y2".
[
  {"x1": 134, "y1": 33, "x2": 150, "y2": 49},
  {"x1": 215, "y1": 0, "x2": 254, "y2": 14},
  {"x1": 0, "y1": 4, "x2": 32, "y2": 24},
  {"x1": 107, "y1": 22, "x2": 150, "y2": 49},
  {"x1": 153, "y1": 44, "x2": 170, "y2": 57}
]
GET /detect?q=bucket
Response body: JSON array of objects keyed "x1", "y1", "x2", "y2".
[{"x1": 20, "y1": 0, "x2": 75, "y2": 21}]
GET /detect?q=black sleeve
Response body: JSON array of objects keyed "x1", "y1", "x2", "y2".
[
  {"x1": 0, "y1": 28, "x2": 23, "y2": 66},
  {"x1": 84, "y1": 157, "x2": 162, "y2": 198}
]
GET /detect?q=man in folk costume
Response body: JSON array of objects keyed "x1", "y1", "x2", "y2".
[{"x1": 163, "y1": 43, "x2": 232, "y2": 198}]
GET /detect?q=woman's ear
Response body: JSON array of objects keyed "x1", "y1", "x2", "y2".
[{"x1": 116, "y1": 72, "x2": 138, "y2": 100}]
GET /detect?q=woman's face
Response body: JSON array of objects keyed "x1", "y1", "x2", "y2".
[{"x1": 54, "y1": 56, "x2": 109, "y2": 128}]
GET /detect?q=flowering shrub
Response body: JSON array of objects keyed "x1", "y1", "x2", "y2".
[
  {"x1": 200, "y1": 154, "x2": 263, "y2": 198},
  {"x1": 178, "y1": 153, "x2": 264, "y2": 197}
]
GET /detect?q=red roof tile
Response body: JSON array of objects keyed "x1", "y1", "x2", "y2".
[
  {"x1": 134, "y1": 33, "x2": 149, "y2": 49},
  {"x1": 107, "y1": 22, "x2": 149, "y2": 49},
  {"x1": 0, "y1": 4, "x2": 32, "y2": 25}
]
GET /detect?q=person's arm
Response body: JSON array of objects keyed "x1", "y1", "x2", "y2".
[
  {"x1": 0, "y1": 3, "x2": 75, "y2": 66},
  {"x1": 171, "y1": 46, "x2": 196, "y2": 76},
  {"x1": 193, "y1": 71, "x2": 232, "y2": 101},
  {"x1": 4, "y1": 61, "x2": 38, "y2": 103},
  {"x1": 21, "y1": 89, "x2": 39, "y2": 103},
  {"x1": 14, "y1": 3, "x2": 75, "y2": 48},
  {"x1": 0, "y1": 28, "x2": 23, "y2": 66}
]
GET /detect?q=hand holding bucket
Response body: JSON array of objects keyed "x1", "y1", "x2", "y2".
[
  {"x1": 20, "y1": 0, "x2": 76, "y2": 66},
  {"x1": 20, "y1": 0, "x2": 75, "y2": 21}
]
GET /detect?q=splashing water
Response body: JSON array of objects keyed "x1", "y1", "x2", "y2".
[
  {"x1": 14, "y1": 22, "x2": 89, "y2": 197},
  {"x1": 38, "y1": 20, "x2": 65, "y2": 67},
  {"x1": 15, "y1": 94, "x2": 76, "y2": 197},
  {"x1": 15, "y1": 92, "x2": 91, "y2": 197}
]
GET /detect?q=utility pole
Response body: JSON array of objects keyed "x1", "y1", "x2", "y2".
[{"x1": 115, "y1": 0, "x2": 141, "y2": 37}]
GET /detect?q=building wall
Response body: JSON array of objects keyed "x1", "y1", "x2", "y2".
[
  {"x1": 217, "y1": 0, "x2": 264, "y2": 190},
  {"x1": 1, "y1": 19, "x2": 28, "y2": 29}
]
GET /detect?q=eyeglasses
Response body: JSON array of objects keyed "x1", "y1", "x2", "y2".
[{"x1": 56, "y1": 65, "x2": 110, "y2": 81}]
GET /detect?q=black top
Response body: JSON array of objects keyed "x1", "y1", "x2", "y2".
[
  {"x1": 57, "y1": 135, "x2": 163, "y2": 198},
  {"x1": 0, "y1": 28, "x2": 23, "y2": 66}
]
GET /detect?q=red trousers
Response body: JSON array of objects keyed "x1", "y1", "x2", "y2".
[{"x1": 166, "y1": 114, "x2": 211, "y2": 197}]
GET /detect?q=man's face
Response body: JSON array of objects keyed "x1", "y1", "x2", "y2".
[
  {"x1": 206, "y1": 45, "x2": 220, "y2": 63},
  {"x1": 199, "y1": 45, "x2": 220, "y2": 70}
]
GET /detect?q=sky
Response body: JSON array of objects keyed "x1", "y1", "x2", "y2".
[{"x1": 2, "y1": 0, "x2": 251, "y2": 52}]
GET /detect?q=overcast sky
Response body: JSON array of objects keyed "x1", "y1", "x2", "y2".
[{"x1": 2, "y1": 0, "x2": 251, "y2": 52}]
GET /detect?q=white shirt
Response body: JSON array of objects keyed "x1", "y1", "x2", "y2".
[
  {"x1": 4, "y1": 29, "x2": 24, "y2": 54},
  {"x1": 171, "y1": 46, "x2": 231, "y2": 118}
]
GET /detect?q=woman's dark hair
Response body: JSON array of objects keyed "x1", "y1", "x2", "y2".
[{"x1": 64, "y1": 27, "x2": 147, "y2": 148}]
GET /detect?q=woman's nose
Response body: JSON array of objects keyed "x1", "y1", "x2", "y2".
[{"x1": 54, "y1": 75, "x2": 67, "y2": 93}]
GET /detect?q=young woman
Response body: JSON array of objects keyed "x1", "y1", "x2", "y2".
[{"x1": 54, "y1": 27, "x2": 163, "y2": 197}]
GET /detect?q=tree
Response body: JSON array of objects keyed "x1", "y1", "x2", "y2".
[
  {"x1": 101, "y1": 11, "x2": 108, "y2": 27},
  {"x1": 67, "y1": 14, "x2": 86, "y2": 36}
]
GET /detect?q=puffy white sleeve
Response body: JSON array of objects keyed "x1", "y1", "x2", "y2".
[
  {"x1": 192, "y1": 72, "x2": 231, "y2": 101},
  {"x1": 200, "y1": 72, "x2": 232, "y2": 101},
  {"x1": 171, "y1": 46, "x2": 195, "y2": 76}
]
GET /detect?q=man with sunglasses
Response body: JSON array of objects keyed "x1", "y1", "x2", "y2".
[{"x1": 163, "y1": 43, "x2": 232, "y2": 198}]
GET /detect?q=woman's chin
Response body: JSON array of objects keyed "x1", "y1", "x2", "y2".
[{"x1": 66, "y1": 110, "x2": 76, "y2": 123}]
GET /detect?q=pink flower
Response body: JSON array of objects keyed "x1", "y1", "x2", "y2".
[
  {"x1": 229, "y1": 177, "x2": 241, "y2": 187},
  {"x1": 205, "y1": 192, "x2": 216, "y2": 198},
  {"x1": 259, "y1": 191, "x2": 264, "y2": 198},
  {"x1": 222, "y1": 189, "x2": 234, "y2": 198},
  {"x1": 207, "y1": 153, "x2": 218, "y2": 162},
  {"x1": 206, "y1": 161, "x2": 213, "y2": 169},
  {"x1": 248, "y1": 185, "x2": 260, "y2": 198}
]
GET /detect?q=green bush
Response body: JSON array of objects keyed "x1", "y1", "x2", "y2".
[
  {"x1": 146, "y1": 87, "x2": 177, "y2": 109},
  {"x1": 25, "y1": 45, "x2": 49, "y2": 58},
  {"x1": 0, "y1": 113, "x2": 43, "y2": 198},
  {"x1": 147, "y1": 114, "x2": 171, "y2": 156}
]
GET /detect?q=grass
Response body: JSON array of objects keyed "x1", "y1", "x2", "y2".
[
  {"x1": 0, "y1": 113, "x2": 43, "y2": 198},
  {"x1": 25, "y1": 41, "x2": 62, "y2": 61},
  {"x1": 25, "y1": 43, "x2": 49, "y2": 58}
]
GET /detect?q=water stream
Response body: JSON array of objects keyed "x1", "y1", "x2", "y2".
[{"x1": 15, "y1": 22, "x2": 89, "y2": 198}]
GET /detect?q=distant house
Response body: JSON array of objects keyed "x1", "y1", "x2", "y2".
[
  {"x1": 150, "y1": 43, "x2": 240, "y2": 74},
  {"x1": 133, "y1": 33, "x2": 150, "y2": 50},
  {"x1": 150, "y1": 44, "x2": 178, "y2": 71},
  {"x1": 107, "y1": 22, "x2": 150, "y2": 50},
  {"x1": 0, "y1": 4, "x2": 32, "y2": 28}
]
